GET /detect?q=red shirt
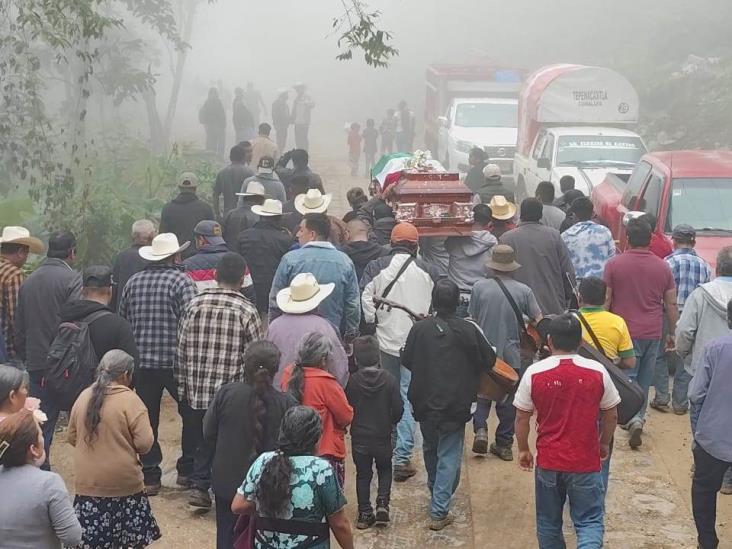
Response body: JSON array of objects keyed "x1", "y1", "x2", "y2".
[
  {"x1": 513, "y1": 355, "x2": 620, "y2": 473},
  {"x1": 603, "y1": 248, "x2": 675, "y2": 340},
  {"x1": 649, "y1": 232, "x2": 673, "y2": 259}
]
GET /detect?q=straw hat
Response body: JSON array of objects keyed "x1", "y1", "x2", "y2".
[
  {"x1": 0, "y1": 226, "x2": 44, "y2": 254},
  {"x1": 139, "y1": 233, "x2": 190, "y2": 261},
  {"x1": 488, "y1": 195, "x2": 517, "y2": 220},
  {"x1": 276, "y1": 273, "x2": 335, "y2": 314},
  {"x1": 251, "y1": 199, "x2": 283, "y2": 217},
  {"x1": 236, "y1": 181, "x2": 266, "y2": 197},
  {"x1": 294, "y1": 189, "x2": 332, "y2": 215},
  {"x1": 485, "y1": 244, "x2": 521, "y2": 272}
]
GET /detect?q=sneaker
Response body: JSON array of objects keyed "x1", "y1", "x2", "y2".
[
  {"x1": 188, "y1": 488, "x2": 212, "y2": 511},
  {"x1": 472, "y1": 428, "x2": 489, "y2": 455},
  {"x1": 672, "y1": 406, "x2": 688, "y2": 416},
  {"x1": 176, "y1": 474, "x2": 193, "y2": 488},
  {"x1": 489, "y1": 443, "x2": 514, "y2": 461},
  {"x1": 650, "y1": 400, "x2": 670, "y2": 413},
  {"x1": 394, "y1": 461, "x2": 417, "y2": 482},
  {"x1": 144, "y1": 482, "x2": 162, "y2": 497},
  {"x1": 375, "y1": 500, "x2": 390, "y2": 526},
  {"x1": 429, "y1": 512, "x2": 454, "y2": 531},
  {"x1": 356, "y1": 512, "x2": 376, "y2": 530},
  {"x1": 628, "y1": 422, "x2": 643, "y2": 449}
]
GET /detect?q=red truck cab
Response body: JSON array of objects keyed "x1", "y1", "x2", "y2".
[{"x1": 592, "y1": 150, "x2": 732, "y2": 268}]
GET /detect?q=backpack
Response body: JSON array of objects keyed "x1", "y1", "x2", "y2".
[{"x1": 45, "y1": 310, "x2": 111, "y2": 411}]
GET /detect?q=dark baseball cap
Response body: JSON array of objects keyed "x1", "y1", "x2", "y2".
[
  {"x1": 258, "y1": 156, "x2": 275, "y2": 173},
  {"x1": 672, "y1": 224, "x2": 696, "y2": 240},
  {"x1": 83, "y1": 265, "x2": 113, "y2": 288},
  {"x1": 194, "y1": 220, "x2": 225, "y2": 245}
]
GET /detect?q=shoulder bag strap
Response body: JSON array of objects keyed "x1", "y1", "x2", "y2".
[
  {"x1": 380, "y1": 255, "x2": 414, "y2": 301},
  {"x1": 575, "y1": 311, "x2": 608, "y2": 359},
  {"x1": 494, "y1": 277, "x2": 527, "y2": 334},
  {"x1": 82, "y1": 309, "x2": 113, "y2": 325}
]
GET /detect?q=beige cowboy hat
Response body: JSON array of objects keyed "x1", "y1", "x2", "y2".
[
  {"x1": 276, "y1": 273, "x2": 335, "y2": 314},
  {"x1": 251, "y1": 199, "x2": 283, "y2": 217},
  {"x1": 139, "y1": 233, "x2": 190, "y2": 261},
  {"x1": 486, "y1": 244, "x2": 521, "y2": 272},
  {"x1": 0, "y1": 226, "x2": 44, "y2": 254},
  {"x1": 488, "y1": 195, "x2": 517, "y2": 221},
  {"x1": 294, "y1": 189, "x2": 332, "y2": 215},
  {"x1": 236, "y1": 180, "x2": 266, "y2": 197}
]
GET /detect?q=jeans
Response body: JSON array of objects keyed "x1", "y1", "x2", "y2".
[
  {"x1": 135, "y1": 368, "x2": 191, "y2": 484},
  {"x1": 275, "y1": 126, "x2": 288, "y2": 151},
  {"x1": 472, "y1": 396, "x2": 516, "y2": 447},
  {"x1": 28, "y1": 370, "x2": 60, "y2": 470},
  {"x1": 692, "y1": 442, "x2": 732, "y2": 549},
  {"x1": 381, "y1": 351, "x2": 416, "y2": 466},
  {"x1": 294, "y1": 124, "x2": 310, "y2": 150},
  {"x1": 627, "y1": 339, "x2": 661, "y2": 424},
  {"x1": 353, "y1": 446, "x2": 392, "y2": 513},
  {"x1": 179, "y1": 401, "x2": 215, "y2": 491},
  {"x1": 215, "y1": 494, "x2": 236, "y2": 549},
  {"x1": 535, "y1": 468, "x2": 605, "y2": 549},
  {"x1": 420, "y1": 420, "x2": 465, "y2": 520},
  {"x1": 653, "y1": 349, "x2": 691, "y2": 410},
  {"x1": 600, "y1": 437, "x2": 614, "y2": 502}
]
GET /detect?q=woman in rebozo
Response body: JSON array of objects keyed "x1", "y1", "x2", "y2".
[
  {"x1": 232, "y1": 405, "x2": 354, "y2": 549},
  {"x1": 204, "y1": 340, "x2": 296, "y2": 549},
  {"x1": 67, "y1": 349, "x2": 161, "y2": 548},
  {"x1": 0, "y1": 364, "x2": 29, "y2": 421},
  {"x1": 0, "y1": 409, "x2": 82, "y2": 548},
  {"x1": 280, "y1": 332, "x2": 353, "y2": 487}
]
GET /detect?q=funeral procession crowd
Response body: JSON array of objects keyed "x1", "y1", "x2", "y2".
[{"x1": 1, "y1": 82, "x2": 732, "y2": 549}]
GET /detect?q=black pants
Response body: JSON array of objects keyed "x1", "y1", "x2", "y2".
[
  {"x1": 352, "y1": 446, "x2": 392, "y2": 513},
  {"x1": 179, "y1": 402, "x2": 215, "y2": 491},
  {"x1": 135, "y1": 369, "x2": 190, "y2": 484},
  {"x1": 215, "y1": 494, "x2": 236, "y2": 549},
  {"x1": 692, "y1": 442, "x2": 732, "y2": 549}
]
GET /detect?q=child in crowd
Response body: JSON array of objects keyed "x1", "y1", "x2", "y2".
[
  {"x1": 345, "y1": 336, "x2": 403, "y2": 529},
  {"x1": 362, "y1": 119, "x2": 379, "y2": 178},
  {"x1": 347, "y1": 122, "x2": 362, "y2": 177}
]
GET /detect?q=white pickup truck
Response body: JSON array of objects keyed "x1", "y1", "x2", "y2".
[{"x1": 513, "y1": 64, "x2": 646, "y2": 199}]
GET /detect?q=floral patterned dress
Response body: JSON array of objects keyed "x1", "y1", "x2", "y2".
[{"x1": 238, "y1": 452, "x2": 347, "y2": 549}]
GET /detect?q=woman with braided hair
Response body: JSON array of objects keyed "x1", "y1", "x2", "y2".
[
  {"x1": 281, "y1": 332, "x2": 353, "y2": 487},
  {"x1": 232, "y1": 405, "x2": 354, "y2": 549},
  {"x1": 204, "y1": 340, "x2": 296, "y2": 549},
  {"x1": 67, "y1": 349, "x2": 161, "y2": 548}
]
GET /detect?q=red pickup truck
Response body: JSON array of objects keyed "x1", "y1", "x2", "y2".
[{"x1": 591, "y1": 150, "x2": 732, "y2": 267}]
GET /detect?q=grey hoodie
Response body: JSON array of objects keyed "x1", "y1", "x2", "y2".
[
  {"x1": 445, "y1": 230, "x2": 498, "y2": 291},
  {"x1": 676, "y1": 277, "x2": 732, "y2": 375}
]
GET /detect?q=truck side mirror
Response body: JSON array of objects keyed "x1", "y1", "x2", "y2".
[
  {"x1": 438, "y1": 116, "x2": 449, "y2": 128},
  {"x1": 537, "y1": 157, "x2": 551, "y2": 169}
]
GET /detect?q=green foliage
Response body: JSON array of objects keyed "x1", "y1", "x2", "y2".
[{"x1": 332, "y1": 1, "x2": 398, "y2": 68}]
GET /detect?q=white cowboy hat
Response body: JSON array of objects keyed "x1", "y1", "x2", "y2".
[
  {"x1": 294, "y1": 189, "x2": 332, "y2": 215},
  {"x1": 236, "y1": 181, "x2": 266, "y2": 197},
  {"x1": 0, "y1": 226, "x2": 44, "y2": 254},
  {"x1": 276, "y1": 273, "x2": 335, "y2": 315},
  {"x1": 488, "y1": 195, "x2": 517, "y2": 221},
  {"x1": 139, "y1": 233, "x2": 190, "y2": 261},
  {"x1": 251, "y1": 199, "x2": 283, "y2": 217}
]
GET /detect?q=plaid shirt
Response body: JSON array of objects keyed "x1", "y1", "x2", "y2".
[
  {"x1": 665, "y1": 248, "x2": 712, "y2": 310},
  {"x1": 119, "y1": 264, "x2": 197, "y2": 370},
  {"x1": 176, "y1": 288, "x2": 263, "y2": 409},
  {"x1": 0, "y1": 257, "x2": 24, "y2": 358}
]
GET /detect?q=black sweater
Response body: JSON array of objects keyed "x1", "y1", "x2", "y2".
[{"x1": 345, "y1": 367, "x2": 403, "y2": 453}]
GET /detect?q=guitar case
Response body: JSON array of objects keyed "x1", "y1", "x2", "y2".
[{"x1": 577, "y1": 342, "x2": 644, "y2": 425}]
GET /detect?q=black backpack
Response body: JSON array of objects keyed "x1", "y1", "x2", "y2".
[{"x1": 45, "y1": 310, "x2": 111, "y2": 411}]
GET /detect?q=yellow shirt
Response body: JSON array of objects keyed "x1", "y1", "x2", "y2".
[{"x1": 578, "y1": 307, "x2": 635, "y2": 360}]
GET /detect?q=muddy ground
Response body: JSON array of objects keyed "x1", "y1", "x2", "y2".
[{"x1": 51, "y1": 154, "x2": 732, "y2": 548}]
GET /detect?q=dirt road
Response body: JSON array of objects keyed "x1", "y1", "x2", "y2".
[{"x1": 51, "y1": 153, "x2": 732, "y2": 548}]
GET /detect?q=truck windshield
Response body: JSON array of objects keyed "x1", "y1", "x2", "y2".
[
  {"x1": 556, "y1": 136, "x2": 645, "y2": 167},
  {"x1": 667, "y1": 178, "x2": 732, "y2": 232},
  {"x1": 454, "y1": 103, "x2": 517, "y2": 128}
]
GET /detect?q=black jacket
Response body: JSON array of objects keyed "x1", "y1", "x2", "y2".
[
  {"x1": 238, "y1": 220, "x2": 293, "y2": 312},
  {"x1": 159, "y1": 192, "x2": 215, "y2": 260},
  {"x1": 340, "y1": 240, "x2": 389, "y2": 282},
  {"x1": 203, "y1": 382, "x2": 296, "y2": 501},
  {"x1": 346, "y1": 367, "x2": 402, "y2": 452},
  {"x1": 402, "y1": 315, "x2": 496, "y2": 425},
  {"x1": 222, "y1": 203, "x2": 259, "y2": 248},
  {"x1": 59, "y1": 300, "x2": 139, "y2": 366},
  {"x1": 15, "y1": 258, "x2": 83, "y2": 371},
  {"x1": 111, "y1": 244, "x2": 150, "y2": 311},
  {"x1": 464, "y1": 161, "x2": 488, "y2": 194}
]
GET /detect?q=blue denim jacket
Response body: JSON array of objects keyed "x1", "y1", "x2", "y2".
[{"x1": 268, "y1": 242, "x2": 361, "y2": 336}]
